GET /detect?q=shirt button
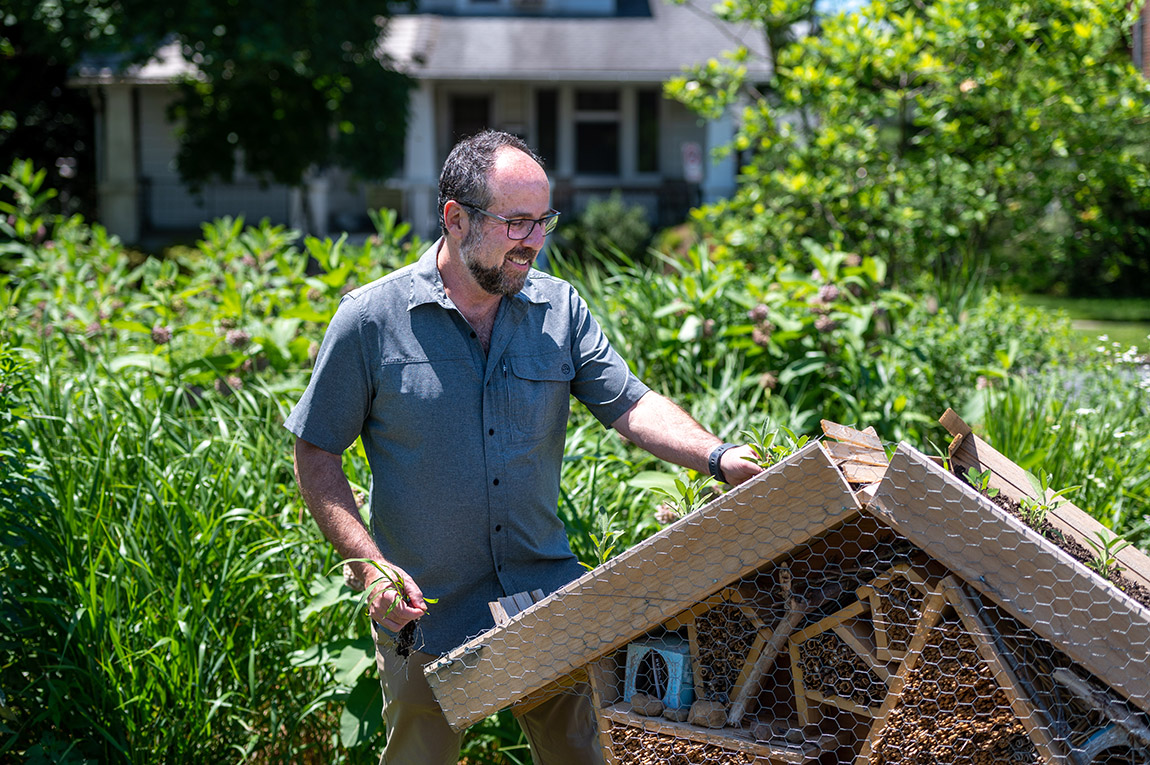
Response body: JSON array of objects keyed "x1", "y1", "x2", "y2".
[
  {"x1": 495, "y1": 524, "x2": 502, "y2": 532},
  {"x1": 493, "y1": 478, "x2": 500, "y2": 486},
  {"x1": 488, "y1": 428, "x2": 495, "y2": 436},
  {"x1": 497, "y1": 564, "x2": 503, "y2": 572},
  {"x1": 470, "y1": 331, "x2": 477, "y2": 338}
]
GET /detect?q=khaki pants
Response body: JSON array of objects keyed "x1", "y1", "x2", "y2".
[{"x1": 373, "y1": 624, "x2": 605, "y2": 765}]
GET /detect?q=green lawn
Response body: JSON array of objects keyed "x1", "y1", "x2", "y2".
[{"x1": 1021, "y1": 296, "x2": 1150, "y2": 353}]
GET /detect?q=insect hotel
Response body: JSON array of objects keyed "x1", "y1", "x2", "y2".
[{"x1": 424, "y1": 415, "x2": 1150, "y2": 764}]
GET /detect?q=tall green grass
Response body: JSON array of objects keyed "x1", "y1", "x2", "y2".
[{"x1": 1, "y1": 344, "x2": 358, "y2": 762}]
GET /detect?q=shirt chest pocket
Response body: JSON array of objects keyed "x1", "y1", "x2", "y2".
[{"x1": 505, "y1": 353, "x2": 575, "y2": 444}]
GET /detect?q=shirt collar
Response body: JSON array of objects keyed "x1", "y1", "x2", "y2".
[{"x1": 408, "y1": 238, "x2": 550, "y2": 311}]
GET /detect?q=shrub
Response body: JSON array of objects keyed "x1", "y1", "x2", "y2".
[{"x1": 558, "y1": 191, "x2": 652, "y2": 258}]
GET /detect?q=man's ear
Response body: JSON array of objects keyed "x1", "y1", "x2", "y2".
[{"x1": 443, "y1": 200, "x2": 469, "y2": 240}]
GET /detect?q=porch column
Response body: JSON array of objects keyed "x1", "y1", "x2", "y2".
[
  {"x1": 701, "y1": 108, "x2": 736, "y2": 205},
  {"x1": 403, "y1": 81, "x2": 439, "y2": 238},
  {"x1": 97, "y1": 84, "x2": 140, "y2": 242}
]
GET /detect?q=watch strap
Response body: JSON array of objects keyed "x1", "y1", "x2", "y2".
[{"x1": 707, "y1": 442, "x2": 738, "y2": 484}]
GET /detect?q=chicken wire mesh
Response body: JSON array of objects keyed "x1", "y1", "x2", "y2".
[{"x1": 422, "y1": 431, "x2": 1150, "y2": 765}]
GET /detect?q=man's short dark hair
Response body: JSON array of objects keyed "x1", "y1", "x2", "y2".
[{"x1": 437, "y1": 130, "x2": 545, "y2": 236}]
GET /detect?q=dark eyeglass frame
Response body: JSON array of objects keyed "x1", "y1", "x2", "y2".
[{"x1": 457, "y1": 202, "x2": 561, "y2": 240}]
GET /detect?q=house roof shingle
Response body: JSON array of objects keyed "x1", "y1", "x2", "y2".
[{"x1": 383, "y1": 0, "x2": 772, "y2": 82}]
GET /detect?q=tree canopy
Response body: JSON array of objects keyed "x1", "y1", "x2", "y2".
[
  {"x1": 668, "y1": 0, "x2": 1150, "y2": 298},
  {"x1": 1, "y1": 0, "x2": 412, "y2": 211}
]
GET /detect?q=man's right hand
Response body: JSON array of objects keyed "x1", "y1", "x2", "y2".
[{"x1": 366, "y1": 564, "x2": 428, "y2": 631}]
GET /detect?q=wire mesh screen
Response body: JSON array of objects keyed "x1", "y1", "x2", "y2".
[{"x1": 424, "y1": 435, "x2": 1150, "y2": 765}]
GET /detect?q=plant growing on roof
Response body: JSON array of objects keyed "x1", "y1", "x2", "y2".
[
  {"x1": 963, "y1": 467, "x2": 999, "y2": 499},
  {"x1": 581, "y1": 508, "x2": 627, "y2": 570},
  {"x1": 741, "y1": 423, "x2": 810, "y2": 470},
  {"x1": 1084, "y1": 529, "x2": 1133, "y2": 580},
  {"x1": 1018, "y1": 468, "x2": 1079, "y2": 529}
]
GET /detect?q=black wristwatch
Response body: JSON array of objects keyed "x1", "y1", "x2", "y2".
[{"x1": 707, "y1": 443, "x2": 738, "y2": 484}]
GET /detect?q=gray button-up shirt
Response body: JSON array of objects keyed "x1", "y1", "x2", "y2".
[{"x1": 285, "y1": 239, "x2": 650, "y2": 654}]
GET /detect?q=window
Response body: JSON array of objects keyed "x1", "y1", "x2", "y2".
[
  {"x1": 575, "y1": 90, "x2": 619, "y2": 175},
  {"x1": 536, "y1": 89, "x2": 558, "y2": 167},
  {"x1": 450, "y1": 95, "x2": 491, "y2": 147},
  {"x1": 637, "y1": 89, "x2": 660, "y2": 174}
]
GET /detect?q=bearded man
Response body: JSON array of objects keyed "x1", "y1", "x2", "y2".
[{"x1": 287, "y1": 129, "x2": 761, "y2": 764}]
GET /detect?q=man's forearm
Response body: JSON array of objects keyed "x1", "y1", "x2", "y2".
[
  {"x1": 293, "y1": 437, "x2": 427, "y2": 626},
  {"x1": 293, "y1": 438, "x2": 385, "y2": 584},
  {"x1": 611, "y1": 392, "x2": 763, "y2": 486},
  {"x1": 610, "y1": 391, "x2": 721, "y2": 474}
]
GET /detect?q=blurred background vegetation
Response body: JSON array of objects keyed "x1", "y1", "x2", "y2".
[{"x1": 2, "y1": 0, "x2": 1149, "y2": 761}]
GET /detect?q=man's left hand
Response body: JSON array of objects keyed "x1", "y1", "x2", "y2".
[{"x1": 720, "y1": 444, "x2": 763, "y2": 486}]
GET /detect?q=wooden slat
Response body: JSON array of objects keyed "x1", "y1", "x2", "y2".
[
  {"x1": 856, "y1": 564, "x2": 932, "y2": 662},
  {"x1": 788, "y1": 638, "x2": 815, "y2": 728},
  {"x1": 727, "y1": 599, "x2": 807, "y2": 726},
  {"x1": 939, "y1": 408, "x2": 1150, "y2": 592},
  {"x1": 941, "y1": 577, "x2": 1069, "y2": 764},
  {"x1": 790, "y1": 599, "x2": 875, "y2": 724},
  {"x1": 832, "y1": 619, "x2": 890, "y2": 683},
  {"x1": 869, "y1": 443, "x2": 1150, "y2": 716},
  {"x1": 424, "y1": 443, "x2": 862, "y2": 731},
  {"x1": 821, "y1": 440, "x2": 889, "y2": 467},
  {"x1": 803, "y1": 689, "x2": 876, "y2": 719},
  {"x1": 601, "y1": 703, "x2": 840, "y2": 763},
  {"x1": 588, "y1": 658, "x2": 624, "y2": 765},
  {"x1": 854, "y1": 591, "x2": 947, "y2": 765},
  {"x1": 839, "y1": 462, "x2": 887, "y2": 485},
  {"x1": 489, "y1": 600, "x2": 510, "y2": 626},
  {"x1": 490, "y1": 588, "x2": 549, "y2": 626},
  {"x1": 822, "y1": 420, "x2": 884, "y2": 450}
]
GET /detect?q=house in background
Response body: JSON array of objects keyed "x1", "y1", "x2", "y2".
[{"x1": 70, "y1": 0, "x2": 770, "y2": 245}]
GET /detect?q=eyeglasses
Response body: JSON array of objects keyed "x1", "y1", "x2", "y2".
[{"x1": 458, "y1": 202, "x2": 561, "y2": 240}]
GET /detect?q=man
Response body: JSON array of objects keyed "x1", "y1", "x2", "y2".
[{"x1": 287, "y1": 130, "x2": 761, "y2": 764}]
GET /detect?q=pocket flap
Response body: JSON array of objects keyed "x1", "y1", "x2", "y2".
[{"x1": 508, "y1": 353, "x2": 576, "y2": 383}]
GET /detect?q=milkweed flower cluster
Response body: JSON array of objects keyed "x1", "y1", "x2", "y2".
[{"x1": 748, "y1": 304, "x2": 774, "y2": 348}]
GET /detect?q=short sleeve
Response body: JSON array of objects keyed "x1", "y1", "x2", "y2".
[
  {"x1": 283, "y1": 296, "x2": 373, "y2": 454},
  {"x1": 567, "y1": 287, "x2": 650, "y2": 426}
]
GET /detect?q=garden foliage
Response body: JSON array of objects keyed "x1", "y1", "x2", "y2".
[
  {"x1": 666, "y1": 0, "x2": 1150, "y2": 297},
  {"x1": 1, "y1": 156, "x2": 1148, "y2": 763}
]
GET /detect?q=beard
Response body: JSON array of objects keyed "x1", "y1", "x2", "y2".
[{"x1": 461, "y1": 226, "x2": 535, "y2": 296}]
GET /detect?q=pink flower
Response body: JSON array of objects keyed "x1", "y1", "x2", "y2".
[
  {"x1": 151, "y1": 325, "x2": 172, "y2": 345},
  {"x1": 655, "y1": 503, "x2": 680, "y2": 525},
  {"x1": 748, "y1": 304, "x2": 769, "y2": 323},
  {"x1": 225, "y1": 329, "x2": 251, "y2": 348},
  {"x1": 214, "y1": 376, "x2": 243, "y2": 396},
  {"x1": 814, "y1": 316, "x2": 838, "y2": 332},
  {"x1": 817, "y1": 284, "x2": 840, "y2": 303}
]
